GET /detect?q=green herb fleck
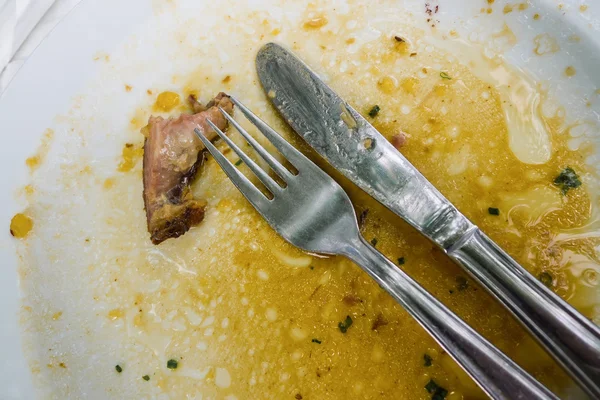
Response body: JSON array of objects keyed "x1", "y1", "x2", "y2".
[
  {"x1": 142, "y1": 375, "x2": 150, "y2": 381},
  {"x1": 368, "y1": 105, "x2": 381, "y2": 118},
  {"x1": 397, "y1": 257, "x2": 405, "y2": 265},
  {"x1": 456, "y1": 276, "x2": 469, "y2": 291},
  {"x1": 538, "y1": 272, "x2": 553, "y2": 287},
  {"x1": 554, "y1": 167, "x2": 582, "y2": 194},
  {"x1": 440, "y1": 72, "x2": 452, "y2": 80},
  {"x1": 423, "y1": 354, "x2": 432, "y2": 367},
  {"x1": 488, "y1": 207, "x2": 500, "y2": 215},
  {"x1": 115, "y1": 365, "x2": 123, "y2": 373},
  {"x1": 371, "y1": 238, "x2": 378, "y2": 247},
  {"x1": 338, "y1": 315, "x2": 353, "y2": 333},
  {"x1": 235, "y1": 159, "x2": 243, "y2": 166},
  {"x1": 167, "y1": 359, "x2": 178, "y2": 370},
  {"x1": 312, "y1": 338, "x2": 322, "y2": 344},
  {"x1": 425, "y1": 379, "x2": 448, "y2": 400},
  {"x1": 310, "y1": 266, "x2": 314, "y2": 270}
]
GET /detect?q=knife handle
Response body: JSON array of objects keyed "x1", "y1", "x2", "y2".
[
  {"x1": 449, "y1": 229, "x2": 600, "y2": 399},
  {"x1": 343, "y1": 235, "x2": 557, "y2": 400}
]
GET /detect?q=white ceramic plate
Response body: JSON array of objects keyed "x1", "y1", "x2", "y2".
[{"x1": 0, "y1": 0, "x2": 599, "y2": 398}]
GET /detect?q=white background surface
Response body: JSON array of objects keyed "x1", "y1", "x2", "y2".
[{"x1": 0, "y1": 0, "x2": 81, "y2": 93}]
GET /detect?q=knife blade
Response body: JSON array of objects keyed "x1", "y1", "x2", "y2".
[
  {"x1": 255, "y1": 42, "x2": 600, "y2": 398},
  {"x1": 255, "y1": 42, "x2": 473, "y2": 249}
]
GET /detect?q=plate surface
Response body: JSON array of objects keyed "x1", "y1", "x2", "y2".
[{"x1": 0, "y1": 0, "x2": 599, "y2": 398}]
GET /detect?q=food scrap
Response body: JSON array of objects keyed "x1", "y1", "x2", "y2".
[
  {"x1": 167, "y1": 359, "x2": 179, "y2": 369},
  {"x1": 425, "y1": 379, "x2": 448, "y2": 400},
  {"x1": 115, "y1": 365, "x2": 123, "y2": 373},
  {"x1": 423, "y1": 354, "x2": 432, "y2": 367},
  {"x1": 142, "y1": 375, "x2": 150, "y2": 381},
  {"x1": 311, "y1": 338, "x2": 322, "y2": 344},
  {"x1": 538, "y1": 272, "x2": 553, "y2": 287},
  {"x1": 143, "y1": 92, "x2": 234, "y2": 244},
  {"x1": 368, "y1": 105, "x2": 381, "y2": 118},
  {"x1": 488, "y1": 207, "x2": 500, "y2": 215},
  {"x1": 391, "y1": 132, "x2": 407, "y2": 149},
  {"x1": 338, "y1": 315, "x2": 353, "y2": 333},
  {"x1": 439, "y1": 71, "x2": 452, "y2": 80},
  {"x1": 554, "y1": 167, "x2": 582, "y2": 194}
]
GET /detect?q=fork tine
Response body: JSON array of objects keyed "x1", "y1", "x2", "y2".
[
  {"x1": 206, "y1": 119, "x2": 282, "y2": 195},
  {"x1": 229, "y1": 96, "x2": 308, "y2": 170},
  {"x1": 218, "y1": 107, "x2": 293, "y2": 181},
  {"x1": 194, "y1": 127, "x2": 271, "y2": 212}
]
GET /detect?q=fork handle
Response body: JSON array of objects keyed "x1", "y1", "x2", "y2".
[
  {"x1": 449, "y1": 229, "x2": 600, "y2": 399},
  {"x1": 342, "y1": 236, "x2": 557, "y2": 400}
]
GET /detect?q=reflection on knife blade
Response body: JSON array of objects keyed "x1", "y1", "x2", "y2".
[{"x1": 255, "y1": 42, "x2": 474, "y2": 250}]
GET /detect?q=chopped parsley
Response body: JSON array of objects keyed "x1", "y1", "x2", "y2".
[
  {"x1": 370, "y1": 238, "x2": 378, "y2": 247},
  {"x1": 456, "y1": 276, "x2": 469, "y2": 291},
  {"x1": 235, "y1": 159, "x2": 243, "y2": 166},
  {"x1": 312, "y1": 338, "x2": 322, "y2": 344},
  {"x1": 423, "y1": 354, "x2": 432, "y2": 367},
  {"x1": 167, "y1": 359, "x2": 178, "y2": 370},
  {"x1": 394, "y1": 35, "x2": 406, "y2": 43},
  {"x1": 538, "y1": 272, "x2": 553, "y2": 287},
  {"x1": 338, "y1": 315, "x2": 353, "y2": 333},
  {"x1": 439, "y1": 72, "x2": 452, "y2": 80},
  {"x1": 554, "y1": 167, "x2": 582, "y2": 194},
  {"x1": 398, "y1": 257, "x2": 405, "y2": 265},
  {"x1": 115, "y1": 365, "x2": 123, "y2": 373},
  {"x1": 310, "y1": 266, "x2": 315, "y2": 270},
  {"x1": 368, "y1": 105, "x2": 381, "y2": 118},
  {"x1": 488, "y1": 207, "x2": 500, "y2": 215},
  {"x1": 425, "y1": 379, "x2": 448, "y2": 400},
  {"x1": 142, "y1": 375, "x2": 150, "y2": 381}
]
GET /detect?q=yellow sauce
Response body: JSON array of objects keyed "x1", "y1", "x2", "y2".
[
  {"x1": 117, "y1": 143, "x2": 144, "y2": 172},
  {"x1": 10, "y1": 213, "x2": 33, "y2": 238},
  {"x1": 153, "y1": 91, "x2": 181, "y2": 112}
]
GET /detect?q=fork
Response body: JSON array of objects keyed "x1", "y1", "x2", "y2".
[{"x1": 194, "y1": 97, "x2": 558, "y2": 400}]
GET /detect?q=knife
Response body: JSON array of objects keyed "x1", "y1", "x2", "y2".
[{"x1": 256, "y1": 42, "x2": 600, "y2": 398}]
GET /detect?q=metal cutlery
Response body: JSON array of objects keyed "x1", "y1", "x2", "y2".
[
  {"x1": 194, "y1": 97, "x2": 557, "y2": 400},
  {"x1": 255, "y1": 42, "x2": 600, "y2": 399}
]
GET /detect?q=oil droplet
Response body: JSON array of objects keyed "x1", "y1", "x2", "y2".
[
  {"x1": 580, "y1": 4, "x2": 588, "y2": 12},
  {"x1": 153, "y1": 91, "x2": 181, "y2": 112},
  {"x1": 533, "y1": 13, "x2": 540, "y2": 20},
  {"x1": 52, "y1": 311, "x2": 63, "y2": 320},
  {"x1": 10, "y1": 213, "x2": 33, "y2": 238},
  {"x1": 303, "y1": 16, "x2": 328, "y2": 29},
  {"x1": 400, "y1": 77, "x2": 419, "y2": 94},
  {"x1": 103, "y1": 178, "x2": 115, "y2": 190},
  {"x1": 108, "y1": 309, "x2": 124, "y2": 320},
  {"x1": 503, "y1": 4, "x2": 513, "y2": 13},
  {"x1": 565, "y1": 66, "x2": 576, "y2": 77},
  {"x1": 377, "y1": 76, "x2": 397, "y2": 94},
  {"x1": 26, "y1": 156, "x2": 40, "y2": 171}
]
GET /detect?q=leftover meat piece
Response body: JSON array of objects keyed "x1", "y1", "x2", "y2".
[{"x1": 143, "y1": 92, "x2": 234, "y2": 244}]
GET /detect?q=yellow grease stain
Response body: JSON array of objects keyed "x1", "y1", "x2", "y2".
[
  {"x1": 153, "y1": 91, "x2": 181, "y2": 112},
  {"x1": 10, "y1": 213, "x2": 33, "y2": 238}
]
